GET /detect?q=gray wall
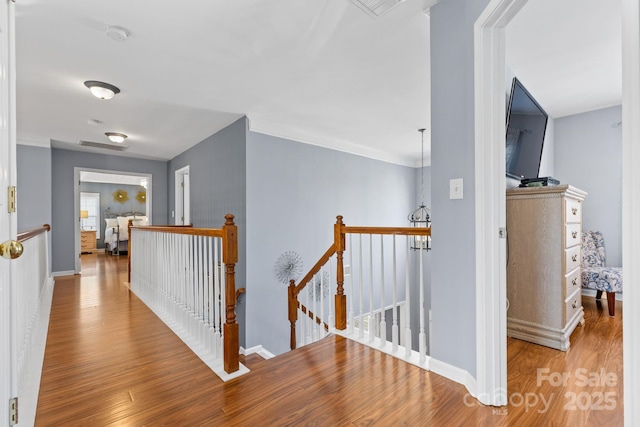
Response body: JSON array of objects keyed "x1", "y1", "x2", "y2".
[
  {"x1": 245, "y1": 130, "x2": 416, "y2": 355},
  {"x1": 17, "y1": 145, "x2": 52, "y2": 231},
  {"x1": 79, "y1": 182, "x2": 147, "y2": 248},
  {"x1": 167, "y1": 117, "x2": 247, "y2": 345},
  {"x1": 430, "y1": 0, "x2": 490, "y2": 377},
  {"x1": 554, "y1": 105, "x2": 622, "y2": 266},
  {"x1": 51, "y1": 148, "x2": 168, "y2": 272}
]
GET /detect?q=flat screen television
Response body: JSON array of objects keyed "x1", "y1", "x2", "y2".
[{"x1": 505, "y1": 77, "x2": 548, "y2": 180}]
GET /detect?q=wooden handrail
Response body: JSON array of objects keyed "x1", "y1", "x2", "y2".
[
  {"x1": 343, "y1": 226, "x2": 431, "y2": 236},
  {"x1": 293, "y1": 244, "x2": 336, "y2": 296},
  {"x1": 17, "y1": 224, "x2": 50, "y2": 242}
]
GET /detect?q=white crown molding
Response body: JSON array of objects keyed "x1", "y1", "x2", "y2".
[
  {"x1": 17, "y1": 138, "x2": 50, "y2": 148},
  {"x1": 247, "y1": 116, "x2": 419, "y2": 168}
]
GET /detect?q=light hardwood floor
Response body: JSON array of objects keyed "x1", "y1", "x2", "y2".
[{"x1": 36, "y1": 252, "x2": 623, "y2": 426}]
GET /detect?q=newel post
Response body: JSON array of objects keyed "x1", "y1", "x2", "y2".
[
  {"x1": 334, "y1": 215, "x2": 347, "y2": 330},
  {"x1": 223, "y1": 214, "x2": 240, "y2": 373},
  {"x1": 288, "y1": 280, "x2": 298, "y2": 350}
]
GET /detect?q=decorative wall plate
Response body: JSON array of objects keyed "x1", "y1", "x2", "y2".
[
  {"x1": 136, "y1": 190, "x2": 146, "y2": 203},
  {"x1": 113, "y1": 189, "x2": 129, "y2": 203}
]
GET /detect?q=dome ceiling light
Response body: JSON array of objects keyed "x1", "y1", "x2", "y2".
[
  {"x1": 84, "y1": 80, "x2": 120, "y2": 99},
  {"x1": 105, "y1": 132, "x2": 128, "y2": 143}
]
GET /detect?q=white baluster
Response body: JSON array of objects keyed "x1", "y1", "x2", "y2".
[
  {"x1": 305, "y1": 276, "x2": 312, "y2": 344},
  {"x1": 358, "y1": 234, "x2": 364, "y2": 339},
  {"x1": 419, "y1": 247, "x2": 426, "y2": 363},
  {"x1": 346, "y1": 234, "x2": 353, "y2": 334},
  {"x1": 405, "y1": 236, "x2": 412, "y2": 358},
  {"x1": 392, "y1": 235, "x2": 398, "y2": 352},
  {"x1": 327, "y1": 258, "x2": 334, "y2": 333},
  {"x1": 368, "y1": 234, "x2": 374, "y2": 343},
  {"x1": 379, "y1": 235, "x2": 386, "y2": 348},
  {"x1": 312, "y1": 274, "x2": 318, "y2": 342},
  {"x1": 320, "y1": 266, "x2": 325, "y2": 339}
]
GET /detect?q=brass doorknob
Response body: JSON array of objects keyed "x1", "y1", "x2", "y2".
[{"x1": 0, "y1": 240, "x2": 23, "y2": 260}]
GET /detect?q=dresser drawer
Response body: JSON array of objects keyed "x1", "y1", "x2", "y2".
[
  {"x1": 565, "y1": 198, "x2": 582, "y2": 224},
  {"x1": 565, "y1": 267, "x2": 581, "y2": 296},
  {"x1": 565, "y1": 288, "x2": 582, "y2": 324},
  {"x1": 565, "y1": 223, "x2": 581, "y2": 248},
  {"x1": 565, "y1": 245, "x2": 581, "y2": 272}
]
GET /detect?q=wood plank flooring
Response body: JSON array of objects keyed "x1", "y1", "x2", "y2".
[{"x1": 36, "y1": 252, "x2": 623, "y2": 426}]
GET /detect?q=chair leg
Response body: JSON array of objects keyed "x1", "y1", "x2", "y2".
[
  {"x1": 606, "y1": 292, "x2": 616, "y2": 316},
  {"x1": 595, "y1": 290, "x2": 603, "y2": 300}
]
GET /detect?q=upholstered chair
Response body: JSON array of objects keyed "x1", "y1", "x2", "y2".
[{"x1": 581, "y1": 231, "x2": 622, "y2": 316}]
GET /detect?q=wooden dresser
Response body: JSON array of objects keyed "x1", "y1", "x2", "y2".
[
  {"x1": 81, "y1": 230, "x2": 96, "y2": 254},
  {"x1": 506, "y1": 184, "x2": 587, "y2": 351}
]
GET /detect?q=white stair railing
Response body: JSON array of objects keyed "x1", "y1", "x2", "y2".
[
  {"x1": 288, "y1": 216, "x2": 431, "y2": 371},
  {"x1": 129, "y1": 215, "x2": 243, "y2": 379},
  {"x1": 13, "y1": 224, "x2": 54, "y2": 425}
]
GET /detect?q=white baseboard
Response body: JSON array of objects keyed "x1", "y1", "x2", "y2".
[
  {"x1": 240, "y1": 345, "x2": 275, "y2": 359},
  {"x1": 51, "y1": 270, "x2": 75, "y2": 277},
  {"x1": 582, "y1": 288, "x2": 623, "y2": 301},
  {"x1": 429, "y1": 357, "x2": 477, "y2": 398}
]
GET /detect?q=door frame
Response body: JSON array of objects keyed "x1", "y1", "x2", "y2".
[
  {"x1": 74, "y1": 167, "x2": 152, "y2": 273},
  {"x1": 175, "y1": 165, "x2": 190, "y2": 225},
  {"x1": 474, "y1": 0, "x2": 640, "y2": 419},
  {"x1": 0, "y1": 0, "x2": 17, "y2": 421},
  {"x1": 473, "y1": 0, "x2": 529, "y2": 406}
]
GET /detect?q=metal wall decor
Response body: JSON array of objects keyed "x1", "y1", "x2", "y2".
[{"x1": 112, "y1": 189, "x2": 129, "y2": 203}]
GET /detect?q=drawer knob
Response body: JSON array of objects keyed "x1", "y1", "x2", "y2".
[
  {"x1": 572, "y1": 254, "x2": 577, "y2": 262},
  {"x1": 572, "y1": 300, "x2": 577, "y2": 309},
  {"x1": 572, "y1": 278, "x2": 577, "y2": 286},
  {"x1": 572, "y1": 231, "x2": 577, "y2": 239},
  {"x1": 572, "y1": 207, "x2": 578, "y2": 215}
]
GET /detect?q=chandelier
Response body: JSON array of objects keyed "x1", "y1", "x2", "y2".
[{"x1": 408, "y1": 128, "x2": 431, "y2": 250}]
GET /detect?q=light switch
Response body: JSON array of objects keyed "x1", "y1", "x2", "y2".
[{"x1": 450, "y1": 178, "x2": 463, "y2": 199}]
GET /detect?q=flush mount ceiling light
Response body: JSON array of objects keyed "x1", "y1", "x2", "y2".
[
  {"x1": 105, "y1": 25, "x2": 130, "y2": 42},
  {"x1": 105, "y1": 132, "x2": 128, "y2": 143},
  {"x1": 84, "y1": 80, "x2": 120, "y2": 100}
]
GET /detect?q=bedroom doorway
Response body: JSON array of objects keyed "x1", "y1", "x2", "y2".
[
  {"x1": 74, "y1": 168, "x2": 152, "y2": 273},
  {"x1": 175, "y1": 165, "x2": 190, "y2": 225},
  {"x1": 475, "y1": 0, "x2": 638, "y2": 414}
]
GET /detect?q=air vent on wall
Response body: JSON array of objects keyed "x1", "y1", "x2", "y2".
[
  {"x1": 79, "y1": 140, "x2": 129, "y2": 151},
  {"x1": 348, "y1": 0, "x2": 406, "y2": 18}
]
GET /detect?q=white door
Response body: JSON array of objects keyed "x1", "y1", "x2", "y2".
[
  {"x1": 175, "y1": 166, "x2": 190, "y2": 225},
  {"x1": 0, "y1": 0, "x2": 17, "y2": 423}
]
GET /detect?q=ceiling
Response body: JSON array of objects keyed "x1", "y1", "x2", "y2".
[{"x1": 15, "y1": 0, "x2": 621, "y2": 167}]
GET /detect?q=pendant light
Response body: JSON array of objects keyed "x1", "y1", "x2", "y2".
[{"x1": 407, "y1": 128, "x2": 431, "y2": 250}]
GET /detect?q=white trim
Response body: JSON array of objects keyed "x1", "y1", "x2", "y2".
[
  {"x1": 248, "y1": 117, "x2": 424, "y2": 168},
  {"x1": 473, "y1": 0, "x2": 529, "y2": 407},
  {"x1": 74, "y1": 167, "x2": 153, "y2": 272},
  {"x1": 174, "y1": 165, "x2": 190, "y2": 225},
  {"x1": 240, "y1": 345, "x2": 276, "y2": 360},
  {"x1": 428, "y1": 357, "x2": 477, "y2": 399},
  {"x1": 622, "y1": 0, "x2": 640, "y2": 425},
  {"x1": 17, "y1": 138, "x2": 50, "y2": 148},
  {"x1": 51, "y1": 270, "x2": 76, "y2": 277}
]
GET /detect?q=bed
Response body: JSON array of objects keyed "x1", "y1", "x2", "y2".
[{"x1": 104, "y1": 208, "x2": 147, "y2": 255}]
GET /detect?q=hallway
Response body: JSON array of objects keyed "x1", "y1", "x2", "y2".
[{"x1": 35, "y1": 252, "x2": 624, "y2": 425}]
